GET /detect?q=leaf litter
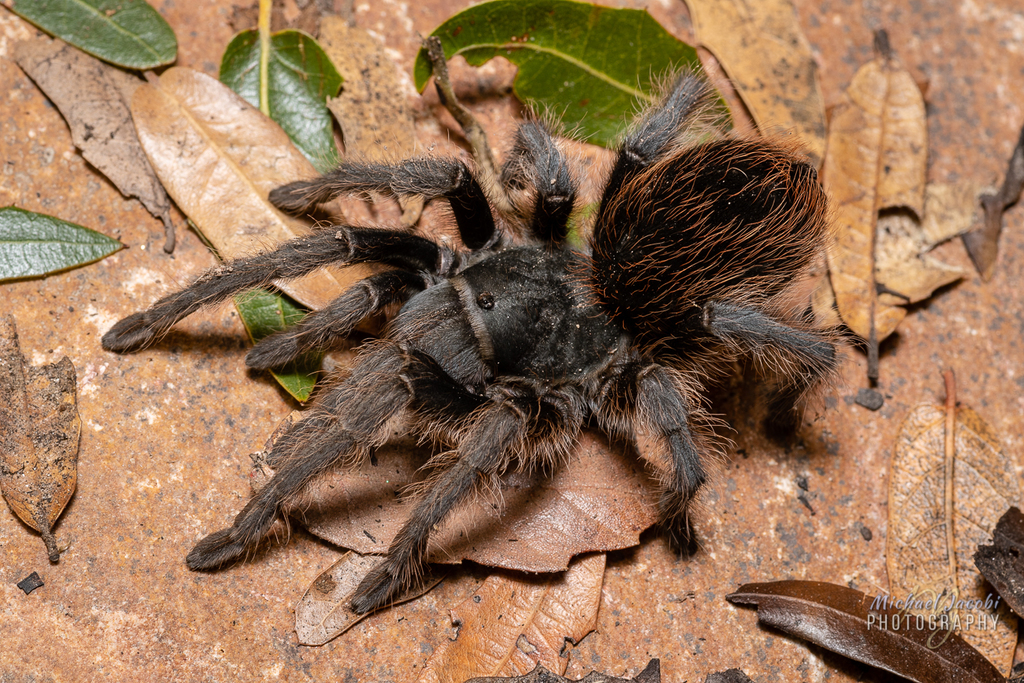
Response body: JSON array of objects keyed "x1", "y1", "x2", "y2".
[
  {"x1": 975, "y1": 507, "x2": 1024, "y2": 620},
  {"x1": 4, "y1": 0, "x2": 177, "y2": 70},
  {"x1": 887, "y1": 370, "x2": 1020, "y2": 672},
  {"x1": 13, "y1": 36, "x2": 177, "y2": 252},
  {"x1": 462, "y1": 658, "x2": 660, "y2": 683},
  {"x1": 220, "y1": 28, "x2": 343, "y2": 172},
  {"x1": 0, "y1": 207, "x2": 123, "y2": 281},
  {"x1": 0, "y1": 315, "x2": 80, "y2": 562},
  {"x1": 415, "y1": 553, "x2": 606, "y2": 682},
  {"x1": 727, "y1": 580, "x2": 1005, "y2": 683},
  {"x1": 412, "y1": 0, "x2": 702, "y2": 147},
  {"x1": 822, "y1": 31, "x2": 976, "y2": 383},
  {"x1": 686, "y1": 0, "x2": 827, "y2": 167},
  {"x1": 962, "y1": 119, "x2": 1024, "y2": 281},
  {"x1": 318, "y1": 16, "x2": 424, "y2": 225},
  {"x1": 128, "y1": 66, "x2": 372, "y2": 399},
  {"x1": 295, "y1": 550, "x2": 446, "y2": 645},
  {"x1": 250, "y1": 422, "x2": 660, "y2": 573}
]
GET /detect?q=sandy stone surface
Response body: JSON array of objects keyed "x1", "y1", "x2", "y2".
[{"x1": 1, "y1": 0, "x2": 1023, "y2": 681}]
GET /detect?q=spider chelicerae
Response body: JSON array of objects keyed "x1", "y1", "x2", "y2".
[{"x1": 102, "y1": 71, "x2": 836, "y2": 614}]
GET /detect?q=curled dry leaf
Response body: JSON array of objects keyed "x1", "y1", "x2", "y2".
[
  {"x1": 129, "y1": 66, "x2": 372, "y2": 311},
  {"x1": 0, "y1": 315, "x2": 79, "y2": 562},
  {"x1": 417, "y1": 553, "x2": 606, "y2": 682},
  {"x1": 875, "y1": 183, "x2": 979, "y2": 307},
  {"x1": 464, "y1": 658, "x2": 660, "y2": 683},
  {"x1": 962, "y1": 120, "x2": 1024, "y2": 281},
  {"x1": 318, "y1": 16, "x2": 424, "y2": 224},
  {"x1": 13, "y1": 37, "x2": 176, "y2": 251},
  {"x1": 887, "y1": 371, "x2": 1020, "y2": 673},
  {"x1": 727, "y1": 580, "x2": 1005, "y2": 683},
  {"x1": 686, "y1": 0, "x2": 826, "y2": 167},
  {"x1": 975, "y1": 507, "x2": 1024, "y2": 620},
  {"x1": 812, "y1": 181, "x2": 981, "y2": 350},
  {"x1": 823, "y1": 32, "x2": 926, "y2": 380},
  {"x1": 254, "y1": 427, "x2": 659, "y2": 573},
  {"x1": 295, "y1": 551, "x2": 446, "y2": 645}
]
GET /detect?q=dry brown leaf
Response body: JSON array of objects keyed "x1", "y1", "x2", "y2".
[
  {"x1": 294, "y1": 551, "x2": 446, "y2": 645},
  {"x1": 975, "y1": 507, "x2": 1024, "y2": 620},
  {"x1": 464, "y1": 659, "x2": 660, "y2": 683},
  {"x1": 823, "y1": 32, "x2": 927, "y2": 379},
  {"x1": 686, "y1": 0, "x2": 826, "y2": 166},
  {"x1": 813, "y1": 182, "x2": 980, "y2": 339},
  {"x1": 887, "y1": 371, "x2": 1020, "y2": 673},
  {"x1": 416, "y1": 553, "x2": 606, "y2": 683},
  {"x1": 0, "y1": 315, "x2": 80, "y2": 562},
  {"x1": 963, "y1": 120, "x2": 1024, "y2": 281},
  {"x1": 257, "y1": 428, "x2": 659, "y2": 573},
  {"x1": 319, "y1": 16, "x2": 424, "y2": 225},
  {"x1": 728, "y1": 580, "x2": 1005, "y2": 683},
  {"x1": 129, "y1": 66, "x2": 372, "y2": 309},
  {"x1": 13, "y1": 37, "x2": 176, "y2": 251},
  {"x1": 875, "y1": 183, "x2": 981, "y2": 306}
]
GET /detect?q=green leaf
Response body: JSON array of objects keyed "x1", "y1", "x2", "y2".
[
  {"x1": 413, "y1": 0, "x2": 701, "y2": 147},
  {"x1": 0, "y1": 207, "x2": 122, "y2": 281},
  {"x1": 220, "y1": 30, "x2": 343, "y2": 173},
  {"x1": 7, "y1": 0, "x2": 176, "y2": 69},
  {"x1": 234, "y1": 290, "x2": 320, "y2": 402},
  {"x1": 217, "y1": 34, "x2": 342, "y2": 399}
]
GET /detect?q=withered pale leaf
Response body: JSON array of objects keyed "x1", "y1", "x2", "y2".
[
  {"x1": 887, "y1": 372, "x2": 1020, "y2": 673},
  {"x1": 417, "y1": 553, "x2": 606, "y2": 682},
  {"x1": 686, "y1": 0, "x2": 826, "y2": 166},
  {"x1": 0, "y1": 315, "x2": 79, "y2": 562},
  {"x1": 269, "y1": 430, "x2": 659, "y2": 573},
  {"x1": 727, "y1": 580, "x2": 1005, "y2": 683},
  {"x1": 129, "y1": 67, "x2": 372, "y2": 310},
  {"x1": 963, "y1": 120, "x2": 1024, "y2": 281},
  {"x1": 875, "y1": 183, "x2": 980, "y2": 307},
  {"x1": 464, "y1": 658, "x2": 660, "y2": 683},
  {"x1": 975, "y1": 507, "x2": 1024, "y2": 620},
  {"x1": 294, "y1": 551, "x2": 446, "y2": 645},
  {"x1": 318, "y1": 17, "x2": 424, "y2": 225},
  {"x1": 824, "y1": 33, "x2": 926, "y2": 376},
  {"x1": 13, "y1": 37, "x2": 176, "y2": 251}
]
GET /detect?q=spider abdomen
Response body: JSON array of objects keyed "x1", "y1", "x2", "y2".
[{"x1": 590, "y1": 138, "x2": 830, "y2": 355}]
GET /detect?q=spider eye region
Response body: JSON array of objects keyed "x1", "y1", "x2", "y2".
[{"x1": 476, "y1": 292, "x2": 495, "y2": 310}]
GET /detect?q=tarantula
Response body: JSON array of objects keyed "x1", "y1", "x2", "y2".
[{"x1": 102, "y1": 72, "x2": 836, "y2": 614}]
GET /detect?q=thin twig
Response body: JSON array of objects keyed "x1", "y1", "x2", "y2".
[
  {"x1": 423, "y1": 36, "x2": 511, "y2": 212},
  {"x1": 942, "y1": 368, "x2": 957, "y2": 589}
]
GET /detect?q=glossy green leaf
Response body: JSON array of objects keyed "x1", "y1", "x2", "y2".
[
  {"x1": 0, "y1": 207, "x2": 122, "y2": 281},
  {"x1": 413, "y1": 0, "x2": 701, "y2": 147},
  {"x1": 234, "y1": 290, "x2": 319, "y2": 402},
  {"x1": 7, "y1": 0, "x2": 176, "y2": 69},
  {"x1": 220, "y1": 30, "x2": 343, "y2": 172}
]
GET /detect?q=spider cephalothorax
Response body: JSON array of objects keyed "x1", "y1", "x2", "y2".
[{"x1": 102, "y1": 73, "x2": 836, "y2": 614}]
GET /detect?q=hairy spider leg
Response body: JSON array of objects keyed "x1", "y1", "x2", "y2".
[
  {"x1": 597, "y1": 359, "x2": 707, "y2": 540},
  {"x1": 246, "y1": 269, "x2": 430, "y2": 370},
  {"x1": 702, "y1": 300, "x2": 838, "y2": 434},
  {"x1": 100, "y1": 228, "x2": 444, "y2": 353},
  {"x1": 186, "y1": 342, "x2": 410, "y2": 569},
  {"x1": 596, "y1": 73, "x2": 713, "y2": 218},
  {"x1": 351, "y1": 379, "x2": 585, "y2": 613},
  {"x1": 270, "y1": 157, "x2": 497, "y2": 250},
  {"x1": 499, "y1": 121, "x2": 578, "y2": 244}
]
